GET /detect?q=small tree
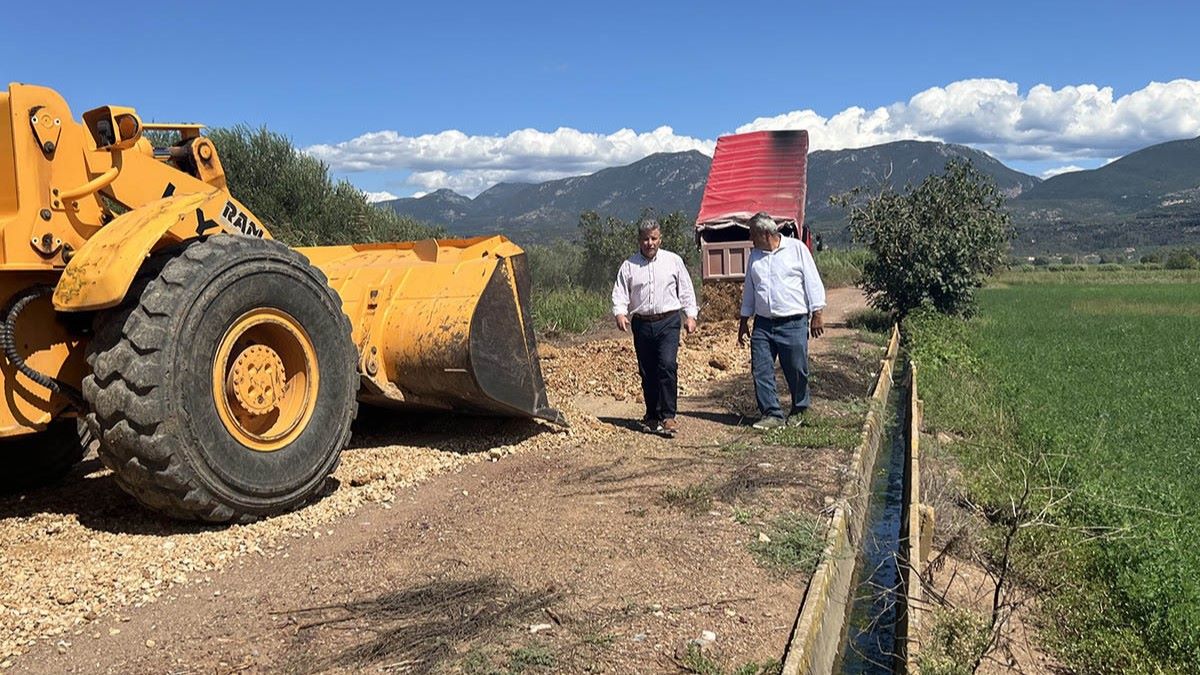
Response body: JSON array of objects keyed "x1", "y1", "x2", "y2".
[
  {"x1": 1165, "y1": 249, "x2": 1199, "y2": 270},
  {"x1": 841, "y1": 160, "x2": 1012, "y2": 317},
  {"x1": 577, "y1": 208, "x2": 696, "y2": 292},
  {"x1": 207, "y1": 125, "x2": 440, "y2": 246},
  {"x1": 578, "y1": 210, "x2": 633, "y2": 291}
]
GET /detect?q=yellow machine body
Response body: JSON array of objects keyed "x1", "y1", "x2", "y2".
[
  {"x1": 304, "y1": 238, "x2": 559, "y2": 421},
  {"x1": 0, "y1": 83, "x2": 559, "y2": 439}
]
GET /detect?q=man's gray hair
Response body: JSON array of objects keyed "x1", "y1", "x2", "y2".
[
  {"x1": 748, "y1": 212, "x2": 780, "y2": 234},
  {"x1": 637, "y1": 218, "x2": 661, "y2": 235}
]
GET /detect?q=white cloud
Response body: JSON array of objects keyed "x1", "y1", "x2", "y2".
[
  {"x1": 739, "y1": 78, "x2": 1200, "y2": 161},
  {"x1": 308, "y1": 126, "x2": 713, "y2": 196},
  {"x1": 309, "y1": 79, "x2": 1200, "y2": 196},
  {"x1": 1040, "y1": 165, "x2": 1087, "y2": 179},
  {"x1": 362, "y1": 190, "x2": 398, "y2": 203}
]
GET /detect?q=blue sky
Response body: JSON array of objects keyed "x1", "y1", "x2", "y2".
[{"x1": 5, "y1": 1, "x2": 1198, "y2": 198}]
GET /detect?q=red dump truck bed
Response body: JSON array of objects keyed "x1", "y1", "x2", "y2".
[{"x1": 695, "y1": 129, "x2": 810, "y2": 280}]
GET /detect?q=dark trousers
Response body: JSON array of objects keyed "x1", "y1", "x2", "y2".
[
  {"x1": 632, "y1": 313, "x2": 681, "y2": 422},
  {"x1": 751, "y1": 314, "x2": 811, "y2": 420}
]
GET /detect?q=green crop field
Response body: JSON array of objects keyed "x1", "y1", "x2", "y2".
[{"x1": 907, "y1": 280, "x2": 1200, "y2": 673}]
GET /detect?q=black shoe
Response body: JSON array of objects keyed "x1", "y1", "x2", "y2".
[{"x1": 639, "y1": 418, "x2": 663, "y2": 434}]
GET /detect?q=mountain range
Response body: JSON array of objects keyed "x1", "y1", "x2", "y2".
[{"x1": 380, "y1": 136, "x2": 1200, "y2": 253}]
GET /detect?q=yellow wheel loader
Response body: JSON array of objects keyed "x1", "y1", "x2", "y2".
[{"x1": 0, "y1": 83, "x2": 562, "y2": 522}]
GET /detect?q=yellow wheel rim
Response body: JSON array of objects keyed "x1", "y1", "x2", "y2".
[{"x1": 212, "y1": 309, "x2": 319, "y2": 452}]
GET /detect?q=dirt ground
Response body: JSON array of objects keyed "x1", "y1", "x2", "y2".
[{"x1": 2, "y1": 288, "x2": 882, "y2": 674}]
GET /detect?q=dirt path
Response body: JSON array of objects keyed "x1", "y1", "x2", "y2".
[{"x1": 4, "y1": 288, "x2": 876, "y2": 674}]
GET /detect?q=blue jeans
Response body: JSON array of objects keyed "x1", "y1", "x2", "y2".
[{"x1": 751, "y1": 314, "x2": 810, "y2": 420}]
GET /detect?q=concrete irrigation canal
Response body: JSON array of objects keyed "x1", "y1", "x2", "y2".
[{"x1": 780, "y1": 328, "x2": 932, "y2": 674}]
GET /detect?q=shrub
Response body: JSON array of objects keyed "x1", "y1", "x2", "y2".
[
  {"x1": 525, "y1": 240, "x2": 585, "y2": 290},
  {"x1": 840, "y1": 160, "x2": 1012, "y2": 317},
  {"x1": 814, "y1": 248, "x2": 869, "y2": 288},
  {"x1": 1165, "y1": 250, "x2": 1199, "y2": 270},
  {"x1": 207, "y1": 125, "x2": 440, "y2": 246},
  {"x1": 578, "y1": 209, "x2": 696, "y2": 292},
  {"x1": 532, "y1": 287, "x2": 609, "y2": 335}
]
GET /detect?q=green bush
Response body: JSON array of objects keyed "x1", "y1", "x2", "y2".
[
  {"x1": 840, "y1": 160, "x2": 1012, "y2": 317},
  {"x1": 917, "y1": 608, "x2": 991, "y2": 675},
  {"x1": 1165, "y1": 250, "x2": 1199, "y2": 270},
  {"x1": 207, "y1": 125, "x2": 440, "y2": 246},
  {"x1": 525, "y1": 240, "x2": 585, "y2": 289},
  {"x1": 815, "y1": 248, "x2": 868, "y2": 288},
  {"x1": 531, "y1": 287, "x2": 609, "y2": 335},
  {"x1": 844, "y1": 307, "x2": 893, "y2": 333},
  {"x1": 578, "y1": 209, "x2": 696, "y2": 292},
  {"x1": 1097, "y1": 263, "x2": 1123, "y2": 272}
]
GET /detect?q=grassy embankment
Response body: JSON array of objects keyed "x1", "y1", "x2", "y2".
[
  {"x1": 906, "y1": 273, "x2": 1200, "y2": 673},
  {"x1": 529, "y1": 247, "x2": 867, "y2": 335}
]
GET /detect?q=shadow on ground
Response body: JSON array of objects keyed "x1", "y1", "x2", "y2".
[{"x1": 282, "y1": 576, "x2": 561, "y2": 675}]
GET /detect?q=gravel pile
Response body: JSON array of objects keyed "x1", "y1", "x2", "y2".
[{"x1": 540, "y1": 320, "x2": 750, "y2": 404}]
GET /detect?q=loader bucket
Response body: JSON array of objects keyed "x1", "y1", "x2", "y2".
[{"x1": 300, "y1": 236, "x2": 565, "y2": 426}]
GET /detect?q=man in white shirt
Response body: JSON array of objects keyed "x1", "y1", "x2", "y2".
[
  {"x1": 736, "y1": 212, "x2": 826, "y2": 430},
  {"x1": 612, "y1": 219, "x2": 699, "y2": 436}
]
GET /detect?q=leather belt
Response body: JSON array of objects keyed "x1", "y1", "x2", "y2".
[{"x1": 633, "y1": 310, "x2": 678, "y2": 322}]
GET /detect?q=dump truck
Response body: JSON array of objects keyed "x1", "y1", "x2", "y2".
[
  {"x1": 694, "y1": 130, "x2": 812, "y2": 287},
  {"x1": 0, "y1": 83, "x2": 561, "y2": 522}
]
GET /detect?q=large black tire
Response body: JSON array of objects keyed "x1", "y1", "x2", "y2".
[
  {"x1": 83, "y1": 236, "x2": 358, "y2": 523},
  {"x1": 0, "y1": 419, "x2": 95, "y2": 494}
]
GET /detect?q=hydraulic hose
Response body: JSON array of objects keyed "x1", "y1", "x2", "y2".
[{"x1": 0, "y1": 285, "x2": 85, "y2": 410}]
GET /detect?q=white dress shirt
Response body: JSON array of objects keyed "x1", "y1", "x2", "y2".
[
  {"x1": 740, "y1": 236, "x2": 826, "y2": 319},
  {"x1": 611, "y1": 250, "x2": 699, "y2": 319}
]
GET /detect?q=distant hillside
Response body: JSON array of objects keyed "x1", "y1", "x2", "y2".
[
  {"x1": 375, "y1": 138, "x2": 1200, "y2": 252},
  {"x1": 804, "y1": 140, "x2": 1040, "y2": 241},
  {"x1": 382, "y1": 140, "x2": 1040, "y2": 245},
  {"x1": 1009, "y1": 136, "x2": 1200, "y2": 252},
  {"x1": 381, "y1": 151, "x2": 710, "y2": 242}
]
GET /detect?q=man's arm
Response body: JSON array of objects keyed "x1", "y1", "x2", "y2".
[
  {"x1": 738, "y1": 266, "x2": 755, "y2": 347},
  {"x1": 611, "y1": 261, "x2": 632, "y2": 332},
  {"x1": 677, "y1": 255, "x2": 699, "y2": 333},
  {"x1": 798, "y1": 245, "x2": 827, "y2": 338}
]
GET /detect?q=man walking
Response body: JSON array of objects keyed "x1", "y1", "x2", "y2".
[
  {"x1": 737, "y1": 212, "x2": 826, "y2": 430},
  {"x1": 612, "y1": 218, "x2": 698, "y2": 436}
]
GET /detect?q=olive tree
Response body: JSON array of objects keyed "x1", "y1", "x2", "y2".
[
  {"x1": 842, "y1": 160, "x2": 1012, "y2": 317},
  {"x1": 577, "y1": 208, "x2": 696, "y2": 292},
  {"x1": 204, "y1": 125, "x2": 440, "y2": 246}
]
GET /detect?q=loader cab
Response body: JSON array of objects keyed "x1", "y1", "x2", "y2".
[{"x1": 0, "y1": 91, "x2": 19, "y2": 218}]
